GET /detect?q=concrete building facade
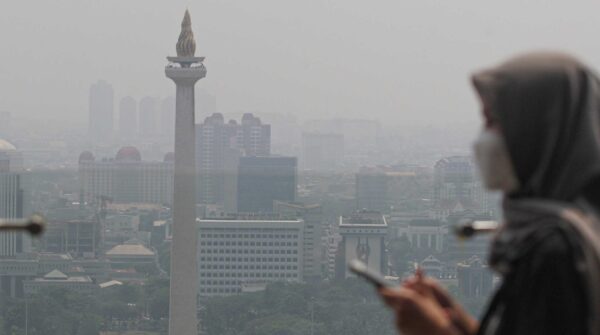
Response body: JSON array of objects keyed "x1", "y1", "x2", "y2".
[
  {"x1": 337, "y1": 210, "x2": 388, "y2": 279},
  {"x1": 237, "y1": 156, "x2": 297, "y2": 213},
  {"x1": 78, "y1": 147, "x2": 174, "y2": 205},
  {"x1": 197, "y1": 215, "x2": 304, "y2": 296}
]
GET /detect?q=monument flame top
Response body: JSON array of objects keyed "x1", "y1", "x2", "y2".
[{"x1": 176, "y1": 10, "x2": 196, "y2": 57}]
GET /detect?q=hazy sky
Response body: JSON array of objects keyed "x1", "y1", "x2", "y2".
[{"x1": 2, "y1": 0, "x2": 600, "y2": 130}]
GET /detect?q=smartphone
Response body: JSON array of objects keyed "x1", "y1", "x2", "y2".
[{"x1": 348, "y1": 259, "x2": 392, "y2": 288}]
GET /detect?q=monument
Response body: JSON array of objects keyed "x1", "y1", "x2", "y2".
[{"x1": 165, "y1": 10, "x2": 206, "y2": 335}]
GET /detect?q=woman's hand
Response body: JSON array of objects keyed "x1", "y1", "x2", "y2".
[
  {"x1": 380, "y1": 285, "x2": 458, "y2": 335},
  {"x1": 403, "y1": 273, "x2": 479, "y2": 335},
  {"x1": 379, "y1": 271, "x2": 478, "y2": 335}
]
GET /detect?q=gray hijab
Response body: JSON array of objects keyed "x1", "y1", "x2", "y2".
[
  {"x1": 472, "y1": 52, "x2": 600, "y2": 335},
  {"x1": 472, "y1": 52, "x2": 600, "y2": 201}
]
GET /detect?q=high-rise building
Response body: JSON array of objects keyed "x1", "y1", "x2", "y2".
[
  {"x1": 119, "y1": 96, "x2": 138, "y2": 138},
  {"x1": 165, "y1": 10, "x2": 205, "y2": 335},
  {"x1": 356, "y1": 165, "x2": 432, "y2": 214},
  {"x1": 138, "y1": 96, "x2": 158, "y2": 136},
  {"x1": 303, "y1": 118, "x2": 380, "y2": 154},
  {"x1": 301, "y1": 132, "x2": 344, "y2": 171},
  {"x1": 78, "y1": 147, "x2": 174, "y2": 205},
  {"x1": 0, "y1": 139, "x2": 30, "y2": 258},
  {"x1": 197, "y1": 214, "x2": 304, "y2": 296},
  {"x1": 355, "y1": 167, "x2": 389, "y2": 213},
  {"x1": 336, "y1": 210, "x2": 388, "y2": 279},
  {"x1": 237, "y1": 156, "x2": 297, "y2": 213},
  {"x1": 195, "y1": 113, "x2": 270, "y2": 207},
  {"x1": 433, "y1": 156, "x2": 492, "y2": 219},
  {"x1": 160, "y1": 96, "x2": 176, "y2": 137},
  {"x1": 89, "y1": 80, "x2": 114, "y2": 141},
  {"x1": 196, "y1": 113, "x2": 240, "y2": 206},
  {"x1": 239, "y1": 113, "x2": 271, "y2": 156}
]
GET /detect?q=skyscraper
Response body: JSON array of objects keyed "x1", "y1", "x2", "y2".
[
  {"x1": 138, "y1": 96, "x2": 158, "y2": 136},
  {"x1": 88, "y1": 80, "x2": 114, "y2": 141},
  {"x1": 165, "y1": 10, "x2": 206, "y2": 335},
  {"x1": 195, "y1": 113, "x2": 270, "y2": 207},
  {"x1": 240, "y1": 113, "x2": 271, "y2": 156},
  {"x1": 433, "y1": 156, "x2": 491, "y2": 219},
  {"x1": 237, "y1": 156, "x2": 297, "y2": 213},
  {"x1": 0, "y1": 139, "x2": 30, "y2": 258},
  {"x1": 119, "y1": 96, "x2": 138, "y2": 138},
  {"x1": 160, "y1": 96, "x2": 175, "y2": 137},
  {"x1": 196, "y1": 113, "x2": 239, "y2": 206},
  {"x1": 355, "y1": 167, "x2": 390, "y2": 213}
]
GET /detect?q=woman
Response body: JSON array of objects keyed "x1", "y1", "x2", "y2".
[{"x1": 380, "y1": 52, "x2": 600, "y2": 335}]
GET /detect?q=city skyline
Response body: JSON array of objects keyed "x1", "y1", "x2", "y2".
[{"x1": 5, "y1": 1, "x2": 600, "y2": 132}]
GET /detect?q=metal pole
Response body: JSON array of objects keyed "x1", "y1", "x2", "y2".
[
  {"x1": 310, "y1": 298, "x2": 314, "y2": 335},
  {"x1": 25, "y1": 297, "x2": 28, "y2": 335}
]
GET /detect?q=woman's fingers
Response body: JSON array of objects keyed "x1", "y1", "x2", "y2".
[
  {"x1": 404, "y1": 276, "x2": 454, "y2": 308},
  {"x1": 379, "y1": 287, "x2": 419, "y2": 310}
]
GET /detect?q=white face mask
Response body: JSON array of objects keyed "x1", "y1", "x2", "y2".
[{"x1": 473, "y1": 130, "x2": 521, "y2": 193}]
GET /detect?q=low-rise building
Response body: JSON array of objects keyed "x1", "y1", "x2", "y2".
[
  {"x1": 336, "y1": 210, "x2": 388, "y2": 279},
  {"x1": 24, "y1": 269, "x2": 95, "y2": 295},
  {"x1": 105, "y1": 240, "x2": 155, "y2": 269}
]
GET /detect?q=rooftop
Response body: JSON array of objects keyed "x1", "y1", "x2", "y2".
[
  {"x1": 106, "y1": 243, "x2": 154, "y2": 257},
  {"x1": 340, "y1": 210, "x2": 387, "y2": 227}
]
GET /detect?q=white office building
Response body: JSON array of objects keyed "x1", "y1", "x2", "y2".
[{"x1": 197, "y1": 215, "x2": 304, "y2": 296}]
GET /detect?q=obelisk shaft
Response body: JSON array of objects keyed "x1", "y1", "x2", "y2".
[
  {"x1": 169, "y1": 80, "x2": 199, "y2": 335},
  {"x1": 166, "y1": 11, "x2": 205, "y2": 334}
]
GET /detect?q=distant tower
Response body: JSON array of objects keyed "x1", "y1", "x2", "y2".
[
  {"x1": 119, "y1": 96, "x2": 138, "y2": 138},
  {"x1": 165, "y1": 10, "x2": 206, "y2": 335},
  {"x1": 88, "y1": 80, "x2": 114, "y2": 141},
  {"x1": 160, "y1": 96, "x2": 176, "y2": 137},
  {"x1": 139, "y1": 96, "x2": 158, "y2": 136}
]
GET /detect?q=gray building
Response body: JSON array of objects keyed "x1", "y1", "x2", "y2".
[
  {"x1": 160, "y1": 96, "x2": 175, "y2": 138},
  {"x1": 197, "y1": 215, "x2": 304, "y2": 296},
  {"x1": 78, "y1": 147, "x2": 174, "y2": 205},
  {"x1": 195, "y1": 113, "x2": 270, "y2": 208},
  {"x1": 138, "y1": 96, "x2": 158, "y2": 136},
  {"x1": 0, "y1": 139, "x2": 30, "y2": 258},
  {"x1": 274, "y1": 201, "x2": 324, "y2": 281},
  {"x1": 88, "y1": 80, "x2": 114, "y2": 141},
  {"x1": 118, "y1": 96, "x2": 137, "y2": 138},
  {"x1": 40, "y1": 220, "x2": 99, "y2": 258},
  {"x1": 433, "y1": 156, "x2": 491, "y2": 219},
  {"x1": 356, "y1": 167, "x2": 389, "y2": 213},
  {"x1": 237, "y1": 156, "x2": 297, "y2": 213}
]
